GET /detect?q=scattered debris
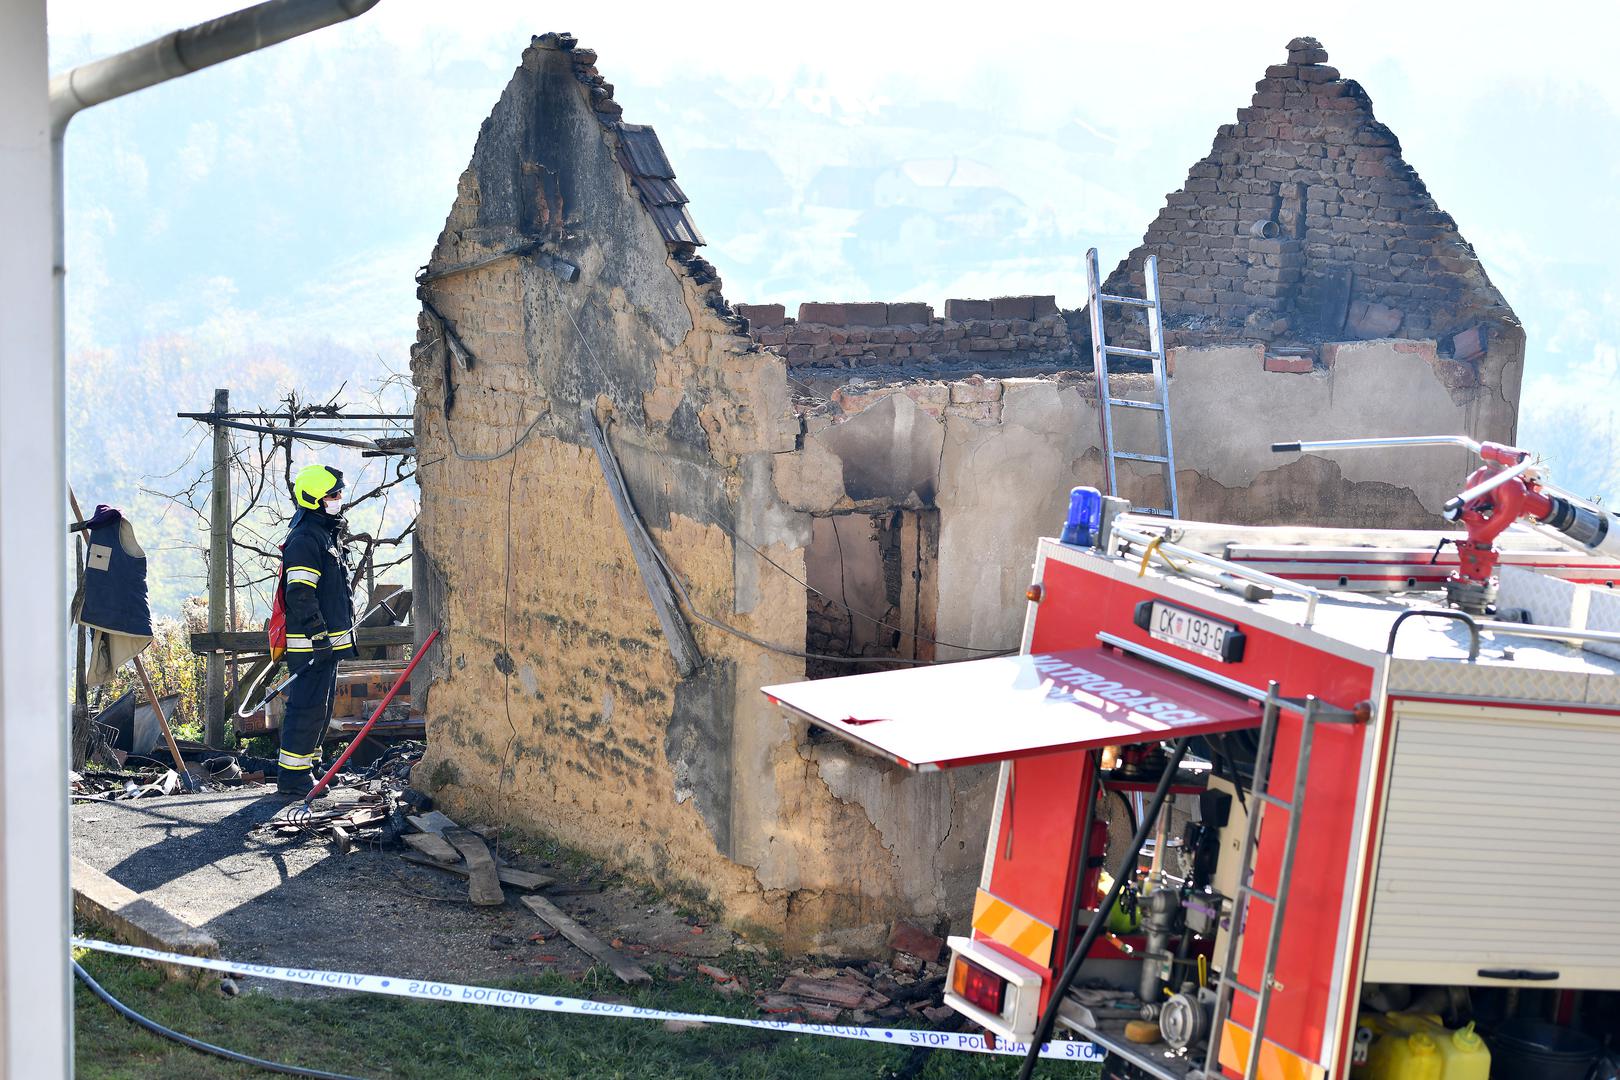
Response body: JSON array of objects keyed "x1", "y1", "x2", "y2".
[
  {"x1": 399, "y1": 851, "x2": 553, "y2": 891},
  {"x1": 402, "y1": 831, "x2": 461, "y2": 864},
  {"x1": 519, "y1": 894, "x2": 653, "y2": 985},
  {"x1": 886, "y1": 920, "x2": 944, "y2": 964},
  {"x1": 406, "y1": 811, "x2": 458, "y2": 835},
  {"x1": 442, "y1": 826, "x2": 505, "y2": 906},
  {"x1": 778, "y1": 972, "x2": 888, "y2": 1011},
  {"x1": 72, "y1": 767, "x2": 190, "y2": 801}
]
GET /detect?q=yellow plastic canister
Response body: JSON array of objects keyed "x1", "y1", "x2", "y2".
[
  {"x1": 1350, "y1": 1015, "x2": 1386, "y2": 1079},
  {"x1": 1430, "y1": 1022, "x2": 1490, "y2": 1080},
  {"x1": 1367, "y1": 1027, "x2": 1442, "y2": 1080},
  {"x1": 1385, "y1": 1014, "x2": 1492, "y2": 1080}
]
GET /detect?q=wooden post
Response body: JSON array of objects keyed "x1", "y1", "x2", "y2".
[
  {"x1": 205, "y1": 388, "x2": 230, "y2": 747},
  {"x1": 132, "y1": 653, "x2": 190, "y2": 785},
  {"x1": 580, "y1": 406, "x2": 702, "y2": 677}
]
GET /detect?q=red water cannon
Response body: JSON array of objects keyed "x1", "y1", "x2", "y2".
[{"x1": 1272, "y1": 435, "x2": 1620, "y2": 611}]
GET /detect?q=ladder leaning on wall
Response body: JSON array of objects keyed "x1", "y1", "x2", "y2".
[{"x1": 1085, "y1": 248, "x2": 1178, "y2": 518}]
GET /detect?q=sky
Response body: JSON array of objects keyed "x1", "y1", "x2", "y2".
[{"x1": 45, "y1": 0, "x2": 1620, "y2": 607}]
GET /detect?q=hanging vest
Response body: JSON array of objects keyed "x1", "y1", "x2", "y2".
[{"x1": 78, "y1": 508, "x2": 153, "y2": 638}]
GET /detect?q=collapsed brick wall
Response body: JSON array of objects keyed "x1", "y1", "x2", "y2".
[
  {"x1": 735, "y1": 298, "x2": 1077, "y2": 370},
  {"x1": 1106, "y1": 37, "x2": 1516, "y2": 357},
  {"x1": 411, "y1": 30, "x2": 1527, "y2": 958}
]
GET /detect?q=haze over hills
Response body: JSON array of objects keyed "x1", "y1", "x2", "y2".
[{"x1": 51, "y1": 4, "x2": 1620, "y2": 620}]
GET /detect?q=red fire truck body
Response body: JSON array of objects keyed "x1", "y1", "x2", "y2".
[{"x1": 765, "y1": 511, "x2": 1620, "y2": 1079}]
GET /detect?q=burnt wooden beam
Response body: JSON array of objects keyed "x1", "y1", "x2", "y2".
[{"x1": 580, "y1": 405, "x2": 702, "y2": 677}]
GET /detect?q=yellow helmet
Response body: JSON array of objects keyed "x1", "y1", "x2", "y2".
[{"x1": 292, "y1": 464, "x2": 345, "y2": 510}]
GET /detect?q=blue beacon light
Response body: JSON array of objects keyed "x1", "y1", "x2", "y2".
[{"x1": 1060, "y1": 486, "x2": 1102, "y2": 547}]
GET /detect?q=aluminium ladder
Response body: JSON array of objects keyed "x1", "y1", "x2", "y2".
[
  {"x1": 1201, "y1": 687, "x2": 1354, "y2": 1080},
  {"x1": 1085, "y1": 248, "x2": 1178, "y2": 517}
]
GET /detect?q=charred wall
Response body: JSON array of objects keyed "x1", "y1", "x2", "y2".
[{"x1": 410, "y1": 35, "x2": 990, "y2": 951}]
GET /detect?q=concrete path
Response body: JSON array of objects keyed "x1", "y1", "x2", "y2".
[{"x1": 71, "y1": 787, "x2": 734, "y2": 993}]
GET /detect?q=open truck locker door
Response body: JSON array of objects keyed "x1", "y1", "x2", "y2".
[
  {"x1": 764, "y1": 645, "x2": 1263, "y2": 1049},
  {"x1": 762, "y1": 646, "x2": 1263, "y2": 772}
]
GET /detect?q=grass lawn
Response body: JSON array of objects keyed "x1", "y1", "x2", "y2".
[{"x1": 73, "y1": 946, "x2": 1104, "y2": 1080}]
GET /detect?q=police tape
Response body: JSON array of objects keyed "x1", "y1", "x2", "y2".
[{"x1": 73, "y1": 937, "x2": 1102, "y2": 1064}]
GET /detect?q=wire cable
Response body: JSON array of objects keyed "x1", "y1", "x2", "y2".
[
  {"x1": 73, "y1": 960, "x2": 369, "y2": 1080},
  {"x1": 427, "y1": 270, "x2": 1011, "y2": 667},
  {"x1": 631, "y1": 481, "x2": 972, "y2": 667},
  {"x1": 716, "y1": 516, "x2": 1008, "y2": 655}
]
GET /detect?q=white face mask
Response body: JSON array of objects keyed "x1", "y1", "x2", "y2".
[{"x1": 322, "y1": 495, "x2": 344, "y2": 513}]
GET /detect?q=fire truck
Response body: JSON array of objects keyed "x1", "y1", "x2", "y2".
[{"x1": 765, "y1": 435, "x2": 1620, "y2": 1078}]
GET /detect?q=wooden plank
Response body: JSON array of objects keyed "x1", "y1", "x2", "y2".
[
  {"x1": 777, "y1": 975, "x2": 872, "y2": 1009},
  {"x1": 403, "y1": 832, "x2": 461, "y2": 864},
  {"x1": 442, "y1": 827, "x2": 505, "y2": 906},
  {"x1": 579, "y1": 406, "x2": 701, "y2": 676},
  {"x1": 407, "y1": 811, "x2": 459, "y2": 835},
  {"x1": 398, "y1": 852, "x2": 553, "y2": 891},
  {"x1": 189, "y1": 625, "x2": 414, "y2": 655},
  {"x1": 519, "y1": 894, "x2": 651, "y2": 985}
]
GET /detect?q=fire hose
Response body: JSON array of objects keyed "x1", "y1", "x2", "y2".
[
  {"x1": 301, "y1": 627, "x2": 439, "y2": 806},
  {"x1": 236, "y1": 593, "x2": 409, "y2": 720}
]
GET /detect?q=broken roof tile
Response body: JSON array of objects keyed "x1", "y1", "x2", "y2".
[
  {"x1": 618, "y1": 124, "x2": 676, "y2": 180},
  {"x1": 616, "y1": 135, "x2": 704, "y2": 247},
  {"x1": 630, "y1": 175, "x2": 687, "y2": 206},
  {"x1": 647, "y1": 201, "x2": 705, "y2": 247}
]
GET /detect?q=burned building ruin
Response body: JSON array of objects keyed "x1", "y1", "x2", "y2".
[{"x1": 409, "y1": 35, "x2": 1520, "y2": 948}]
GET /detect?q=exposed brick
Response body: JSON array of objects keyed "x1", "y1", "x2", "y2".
[
  {"x1": 902, "y1": 383, "x2": 949, "y2": 416},
  {"x1": 1264, "y1": 354, "x2": 1315, "y2": 373},
  {"x1": 886, "y1": 302, "x2": 933, "y2": 325},
  {"x1": 734, "y1": 303, "x2": 784, "y2": 328},
  {"x1": 832, "y1": 385, "x2": 897, "y2": 414},
  {"x1": 1431, "y1": 357, "x2": 1478, "y2": 391},
  {"x1": 989, "y1": 296, "x2": 1037, "y2": 320},
  {"x1": 787, "y1": 326, "x2": 831, "y2": 346},
  {"x1": 1449, "y1": 323, "x2": 1487, "y2": 362},
  {"x1": 949, "y1": 377, "x2": 1003, "y2": 404},
  {"x1": 944, "y1": 298, "x2": 992, "y2": 320},
  {"x1": 844, "y1": 302, "x2": 888, "y2": 327},
  {"x1": 1346, "y1": 299, "x2": 1403, "y2": 337},
  {"x1": 797, "y1": 302, "x2": 844, "y2": 325}
]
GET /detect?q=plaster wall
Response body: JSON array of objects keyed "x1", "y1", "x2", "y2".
[
  {"x1": 780, "y1": 339, "x2": 1494, "y2": 658},
  {"x1": 412, "y1": 38, "x2": 990, "y2": 950}
]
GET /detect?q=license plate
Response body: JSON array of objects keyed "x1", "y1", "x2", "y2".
[{"x1": 1145, "y1": 601, "x2": 1238, "y2": 661}]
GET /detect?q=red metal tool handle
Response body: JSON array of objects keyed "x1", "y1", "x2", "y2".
[{"x1": 306, "y1": 628, "x2": 440, "y2": 804}]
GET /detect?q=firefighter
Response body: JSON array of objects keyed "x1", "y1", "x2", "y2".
[{"x1": 276, "y1": 463, "x2": 356, "y2": 797}]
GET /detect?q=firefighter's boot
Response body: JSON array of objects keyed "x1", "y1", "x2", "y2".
[{"x1": 277, "y1": 700, "x2": 328, "y2": 797}]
